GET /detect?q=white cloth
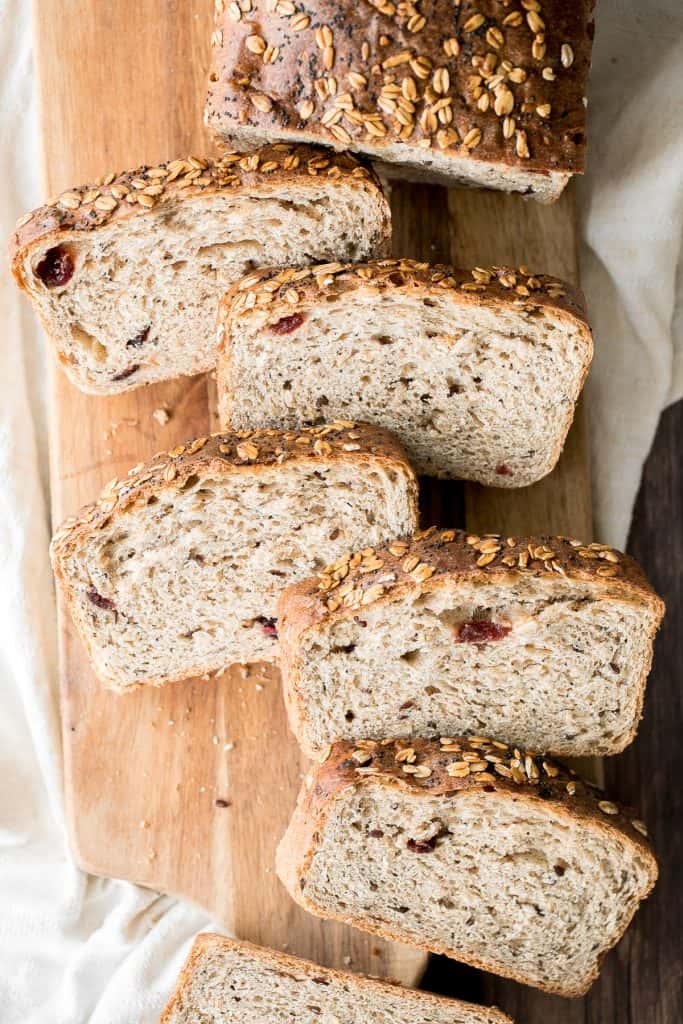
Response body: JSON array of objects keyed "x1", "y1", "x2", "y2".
[
  {"x1": 0, "y1": 1, "x2": 680, "y2": 1021},
  {"x1": 577, "y1": 0, "x2": 683, "y2": 546}
]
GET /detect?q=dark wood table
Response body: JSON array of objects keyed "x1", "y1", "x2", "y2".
[{"x1": 424, "y1": 399, "x2": 683, "y2": 1022}]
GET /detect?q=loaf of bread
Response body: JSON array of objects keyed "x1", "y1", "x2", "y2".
[
  {"x1": 9, "y1": 146, "x2": 390, "y2": 394},
  {"x1": 276, "y1": 738, "x2": 658, "y2": 997},
  {"x1": 160, "y1": 933, "x2": 513, "y2": 1024},
  {"x1": 206, "y1": 1, "x2": 595, "y2": 201},
  {"x1": 217, "y1": 259, "x2": 592, "y2": 485},
  {"x1": 50, "y1": 422, "x2": 418, "y2": 690},
  {"x1": 277, "y1": 527, "x2": 664, "y2": 758}
]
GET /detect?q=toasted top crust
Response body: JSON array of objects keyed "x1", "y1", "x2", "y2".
[
  {"x1": 50, "y1": 421, "x2": 416, "y2": 565},
  {"x1": 276, "y1": 526, "x2": 666, "y2": 634},
  {"x1": 282, "y1": 737, "x2": 657, "y2": 879},
  {"x1": 9, "y1": 144, "x2": 389, "y2": 276},
  {"x1": 160, "y1": 933, "x2": 514, "y2": 1023},
  {"x1": 206, "y1": 0, "x2": 595, "y2": 175},
  {"x1": 217, "y1": 258, "x2": 591, "y2": 341}
]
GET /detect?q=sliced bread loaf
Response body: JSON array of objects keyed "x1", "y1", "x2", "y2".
[
  {"x1": 277, "y1": 528, "x2": 664, "y2": 759},
  {"x1": 276, "y1": 738, "x2": 658, "y2": 998},
  {"x1": 50, "y1": 423, "x2": 418, "y2": 690},
  {"x1": 9, "y1": 146, "x2": 390, "y2": 394},
  {"x1": 216, "y1": 259, "x2": 593, "y2": 485},
  {"x1": 160, "y1": 933, "x2": 513, "y2": 1024},
  {"x1": 206, "y1": 0, "x2": 595, "y2": 202}
]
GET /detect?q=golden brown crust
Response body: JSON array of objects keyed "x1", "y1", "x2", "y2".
[
  {"x1": 8, "y1": 144, "x2": 390, "y2": 283},
  {"x1": 160, "y1": 932, "x2": 514, "y2": 1023},
  {"x1": 219, "y1": 258, "x2": 591, "y2": 334},
  {"x1": 276, "y1": 737, "x2": 658, "y2": 998},
  {"x1": 277, "y1": 525, "x2": 665, "y2": 628},
  {"x1": 206, "y1": 1, "x2": 595, "y2": 180}
]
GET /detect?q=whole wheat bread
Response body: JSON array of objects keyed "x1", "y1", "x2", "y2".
[
  {"x1": 277, "y1": 528, "x2": 664, "y2": 759},
  {"x1": 9, "y1": 146, "x2": 390, "y2": 394},
  {"x1": 217, "y1": 260, "x2": 592, "y2": 485},
  {"x1": 160, "y1": 933, "x2": 513, "y2": 1024},
  {"x1": 276, "y1": 738, "x2": 658, "y2": 998},
  {"x1": 205, "y1": 1, "x2": 595, "y2": 202},
  {"x1": 50, "y1": 423, "x2": 418, "y2": 690}
]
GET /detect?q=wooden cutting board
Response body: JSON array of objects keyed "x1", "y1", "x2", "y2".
[{"x1": 34, "y1": 0, "x2": 592, "y2": 1004}]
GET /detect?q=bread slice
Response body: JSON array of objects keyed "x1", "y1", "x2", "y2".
[
  {"x1": 205, "y1": 0, "x2": 596, "y2": 202},
  {"x1": 216, "y1": 260, "x2": 593, "y2": 485},
  {"x1": 50, "y1": 422, "x2": 418, "y2": 690},
  {"x1": 277, "y1": 528, "x2": 664, "y2": 759},
  {"x1": 276, "y1": 738, "x2": 658, "y2": 998},
  {"x1": 160, "y1": 933, "x2": 513, "y2": 1024},
  {"x1": 9, "y1": 146, "x2": 390, "y2": 395}
]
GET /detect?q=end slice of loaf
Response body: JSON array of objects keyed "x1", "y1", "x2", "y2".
[
  {"x1": 9, "y1": 146, "x2": 390, "y2": 395},
  {"x1": 277, "y1": 528, "x2": 664, "y2": 759},
  {"x1": 206, "y1": 0, "x2": 595, "y2": 202},
  {"x1": 50, "y1": 422, "x2": 418, "y2": 690},
  {"x1": 216, "y1": 260, "x2": 593, "y2": 485},
  {"x1": 160, "y1": 933, "x2": 513, "y2": 1024},
  {"x1": 276, "y1": 738, "x2": 658, "y2": 998}
]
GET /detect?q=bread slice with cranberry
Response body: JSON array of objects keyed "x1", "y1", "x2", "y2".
[
  {"x1": 160, "y1": 933, "x2": 513, "y2": 1024},
  {"x1": 9, "y1": 147, "x2": 390, "y2": 395},
  {"x1": 216, "y1": 260, "x2": 592, "y2": 485},
  {"x1": 50, "y1": 422, "x2": 417, "y2": 691},
  {"x1": 277, "y1": 527, "x2": 664, "y2": 758},
  {"x1": 276, "y1": 738, "x2": 658, "y2": 998}
]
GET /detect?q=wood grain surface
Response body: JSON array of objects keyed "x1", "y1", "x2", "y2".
[{"x1": 34, "y1": 0, "x2": 598, "y2": 1014}]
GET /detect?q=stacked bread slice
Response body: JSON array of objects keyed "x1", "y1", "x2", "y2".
[
  {"x1": 276, "y1": 738, "x2": 657, "y2": 998},
  {"x1": 277, "y1": 527, "x2": 664, "y2": 758},
  {"x1": 50, "y1": 422, "x2": 418, "y2": 690},
  {"x1": 216, "y1": 259, "x2": 593, "y2": 486},
  {"x1": 10, "y1": 146, "x2": 390, "y2": 394}
]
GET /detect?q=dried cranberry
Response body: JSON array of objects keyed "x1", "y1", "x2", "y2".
[
  {"x1": 407, "y1": 836, "x2": 437, "y2": 853},
  {"x1": 126, "y1": 326, "x2": 150, "y2": 349},
  {"x1": 35, "y1": 246, "x2": 74, "y2": 288},
  {"x1": 270, "y1": 313, "x2": 304, "y2": 335},
  {"x1": 369, "y1": 828, "x2": 384, "y2": 838},
  {"x1": 456, "y1": 620, "x2": 511, "y2": 643},
  {"x1": 86, "y1": 588, "x2": 115, "y2": 611},
  {"x1": 388, "y1": 272, "x2": 404, "y2": 286},
  {"x1": 496, "y1": 463, "x2": 513, "y2": 476},
  {"x1": 112, "y1": 364, "x2": 140, "y2": 382},
  {"x1": 256, "y1": 616, "x2": 278, "y2": 638}
]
